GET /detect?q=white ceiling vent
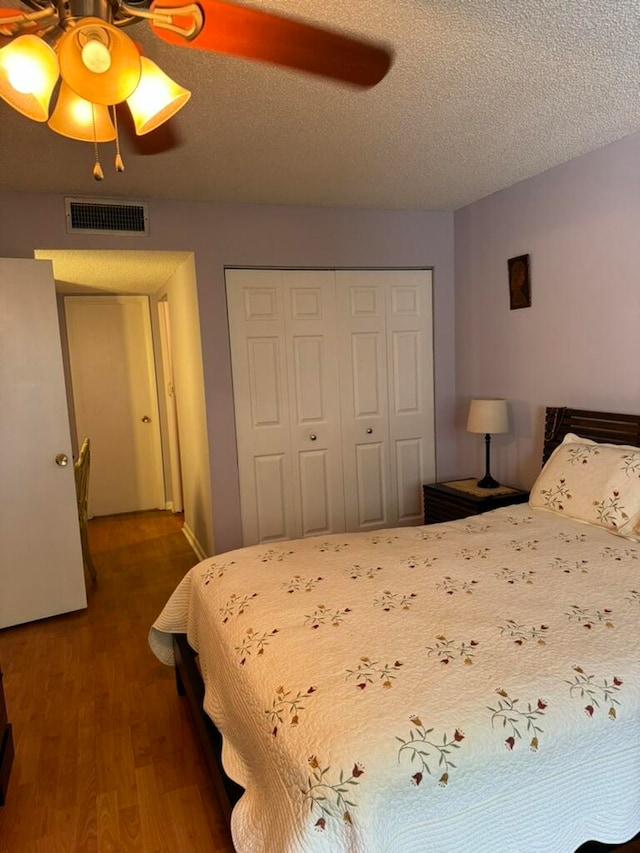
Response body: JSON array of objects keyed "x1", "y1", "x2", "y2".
[{"x1": 65, "y1": 197, "x2": 149, "y2": 236}]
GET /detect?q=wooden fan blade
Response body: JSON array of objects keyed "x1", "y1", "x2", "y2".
[
  {"x1": 0, "y1": 8, "x2": 41, "y2": 39},
  {"x1": 150, "y1": 0, "x2": 392, "y2": 88}
]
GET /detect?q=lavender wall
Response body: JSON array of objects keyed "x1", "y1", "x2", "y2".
[
  {"x1": 454, "y1": 131, "x2": 640, "y2": 490},
  {"x1": 0, "y1": 195, "x2": 455, "y2": 552}
]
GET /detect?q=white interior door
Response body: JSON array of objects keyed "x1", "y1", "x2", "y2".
[
  {"x1": 385, "y1": 271, "x2": 436, "y2": 523},
  {"x1": 282, "y1": 271, "x2": 345, "y2": 537},
  {"x1": 227, "y1": 269, "x2": 295, "y2": 543},
  {"x1": 336, "y1": 272, "x2": 392, "y2": 530},
  {"x1": 336, "y1": 269, "x2": 435, "y2": 530},
  {"x1": 227, "y1": 269, "x2": 345, "y2": 544},
  {"x1": 64, "y1": 295, "x2": 165, "y2": 516},
  {"x1": 0, "y1": 258, "x2": 86, "y2": 628}
]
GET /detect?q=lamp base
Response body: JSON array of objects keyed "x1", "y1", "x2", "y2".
[{"x1": 476, "y1": 474, "x2": 500, "y2": 489}]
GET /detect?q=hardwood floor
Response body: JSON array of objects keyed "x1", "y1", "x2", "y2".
[{"x1": 0, "y1": 511, "x2": 235, "y2": 852}]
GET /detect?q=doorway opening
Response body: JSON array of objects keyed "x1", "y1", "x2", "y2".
[{"x1": 34, "y1": 247, "x2": 213, "y2": 559}]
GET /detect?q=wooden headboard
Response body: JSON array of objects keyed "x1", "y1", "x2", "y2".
[{"x1": 543, "y1": 407, "x2": 640, "y2": 463}]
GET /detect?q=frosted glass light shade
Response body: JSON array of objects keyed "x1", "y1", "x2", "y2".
[
  {"x1": 126, "y1": 56, "x2": 190, "y2": 135},
  {"x1": 467, "y1": 398, "x2": 509, "y2": 435},
  {"x1": 0, "y1": 35, "x2": 59, "y2": 121},
  {"x1": 58, "y1": 18, "x2": 141, "y2": 105},
  {"x1": 48, "y1": 82, "x2": 116, "y2": 141}
]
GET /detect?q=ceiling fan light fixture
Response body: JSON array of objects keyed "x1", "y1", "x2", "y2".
[
  {"x1": 126, "y1": 55, "x2": 190, "y2": 135},
  {"x1": 58, "y1": 18, "x2": 141, "y2": 105},
  {"x1": 0, "y1": 34, "x2": 59, "y2": 121},
  {"x1": 48, "y1": 80, "x2": 116, "y2": 141}
]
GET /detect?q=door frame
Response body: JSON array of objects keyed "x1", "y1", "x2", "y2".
[{"x1": 158, "y1": 296, "x2": 183, "y2": 513}]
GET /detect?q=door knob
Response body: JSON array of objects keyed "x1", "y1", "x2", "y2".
[
  {"x1": 309, "y1": 433, "x2": 317, "y2": 441},
  {"x1": 55, "y1": 453, "x2": 69, "y2": 467},
  {"x1": 141, "y1": 415, "x2": 151, "y2": 423},
  {"x1": 366, "y1": 427, "x2": 373, "y2": 434}
]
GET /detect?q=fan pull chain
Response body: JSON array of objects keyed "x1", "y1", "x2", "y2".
[
  {"x1": 112, "y1": 106, "x2": 125, "y2": 173},
  {"x1": 91, "y1": 104, "x2": 104, "y2": 181}
]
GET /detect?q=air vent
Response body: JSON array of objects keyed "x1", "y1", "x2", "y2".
[{"x1": 65, "y1": 197, "x2": 149, "y2": 236}]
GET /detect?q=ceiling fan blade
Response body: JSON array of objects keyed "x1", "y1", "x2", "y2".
[
  {"x1": 0, "y1": 7, "x2": 41, "y2": 37},
  {"x1": 150, "y1": 0, "x2": 392, "y2": 88}
]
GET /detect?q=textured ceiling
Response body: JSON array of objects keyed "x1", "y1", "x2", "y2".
[{"x1": 3, "y1": 1, "x2": 640, "y2": 210}]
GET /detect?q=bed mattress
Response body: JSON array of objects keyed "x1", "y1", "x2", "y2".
[{"x1": 150, "y1": 505, "x2": 640, "y2": 852}]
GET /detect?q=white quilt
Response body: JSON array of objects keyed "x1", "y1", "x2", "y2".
[{"x1": 149, "y1": 506, "x2": 640, "y2": 852}]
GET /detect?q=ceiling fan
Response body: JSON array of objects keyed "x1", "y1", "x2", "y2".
[{"x1": 0, "y1": 0, "x2": 393, "y2": 178}]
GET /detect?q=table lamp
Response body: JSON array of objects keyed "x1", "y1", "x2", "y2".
[{"x1": 466, "y1": 398, "x2": 509, "y2": 489}]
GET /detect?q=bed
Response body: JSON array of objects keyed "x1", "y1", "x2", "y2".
[{"x1": 149, "y1": 407, "x2": 640, "y2": 852}]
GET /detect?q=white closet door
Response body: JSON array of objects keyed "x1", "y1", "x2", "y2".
[
  {"x1": 385, "y1": 271, "x2": 435, "y2": 524},
  {"x1": 336, "y1": 272, "x2": 393, "y2": 530},
  {"x1": 227, "y1": 269, "x2": 344, "y2": 544},
  {"x1": 227, "y1": 270, "x2": 294, "y2": 544},
  {"x1": 228, "y1": 268, "x2": 435, "y2": 545},
  {"x1": 282, "y1": 270, "x2": 345, "y2": 538},
  {"x1": 337, "y1": 270, "x2": 434, "y2": 530}
]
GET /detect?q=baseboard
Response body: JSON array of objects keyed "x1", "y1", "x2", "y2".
[{"x1": 182, "y1": 523, "x2": 207, "y2": 561}]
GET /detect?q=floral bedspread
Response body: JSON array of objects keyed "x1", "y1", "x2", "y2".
[{"x1": 149, "y1": 506, "x2": 640, "y2": 852}]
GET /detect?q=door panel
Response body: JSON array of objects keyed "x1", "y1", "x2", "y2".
[
  {"x1": 248, "y1": 338, "x2": 284, "y2": 426},
  {"x1": 64, "y1": 296, "x2": 165, "y2": 516},
  {"x1": 227, "y1": 270, "x2": 295, "y2": 544},
  {"x1": 0, "y1": 258, "x2": 86, "y2": 628},
  {"x1": 299, "y1": 449, "x2": 331, "y2": 535},
  {"x1": 292, "y1": 336, "x2": 325, "y2": 422},
  {"x1": 385, "y1": 271, "x2": 435, "y2": 525},
  {"x1": 283, "y1": 270, "x2": 344, "y2": 539},
  {"x1": 392, "y1": 331, "x2": 421, "y2": 414},
  {"x1": 355, "y1": 442, "x2": 386, "y2": 526},
  {"x1": 337, "y1": 272, "x2": 392, "y2": 531},
  {"x1": 351, "y1": 332, "x2": 385, "y2": 417},
  {"x1": 228, "y1": 269, "x2": 345, "y2": 544},
  {"x1": 255, "y1": 453, "x2": 288, "y2": 541}
]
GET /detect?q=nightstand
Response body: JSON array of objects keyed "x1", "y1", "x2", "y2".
[
  {"x1": 0, "y1": 666, "x2": 13, "y2": 806},
  {"x1": 423, "y1": 479, "x2": 530, "y2": 525}
]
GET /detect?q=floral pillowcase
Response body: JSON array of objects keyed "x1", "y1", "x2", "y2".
[{"x1": 529, "y1": 432, "x2": 640, "y2": 541}]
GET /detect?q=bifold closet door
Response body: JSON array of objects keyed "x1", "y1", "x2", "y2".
[
  {"x1": 226, "y1": 269, "x2": 344, "y2": 545},
  {"x1": 336, "y1": 270, "x2": 435, "y2": 530},
  {"x1": 227, "y1": 268, "x2": 435, "y2": 545}
]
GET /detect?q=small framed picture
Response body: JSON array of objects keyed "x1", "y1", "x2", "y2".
[{"x1": 508, "y1": 254, "x2": 531, "y2": 310}]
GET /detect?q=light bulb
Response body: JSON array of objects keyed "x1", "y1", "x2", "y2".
[
  {"x1": 0, "y1": 35, "x2": 59, "y2": 121},
  {"x1": 5, "y1": 52, "x2": 48, "y2": 95},
  {"x1": 48, "y1": 81, "x2": 115, "y2": 141},
  {"x1": 81, "y1": 39, "x2": 111, "y2": 74}
]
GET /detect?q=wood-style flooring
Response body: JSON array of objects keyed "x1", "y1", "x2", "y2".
[
  {"x1": 1, "y1": 511, "x2": 638, "y2": 853},
  {"x1": 0, "y1": 511, "x2": 235, "y2": 852}
]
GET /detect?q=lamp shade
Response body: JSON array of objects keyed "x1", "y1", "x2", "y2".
[
  {"x1": 467, "y1": 398, "x2": 509, "y2": 435},
  {"x1": 0, "y1": 34, "x2": 59, "y2": 122},
  {"x1": 126, "y1": 56, "x2": 191, "y2": 135},
  {"x1": 57, "y1": 18, "x2": 141, "y2": 105},
  {"x1": 48, "y1": 81, "x2": 116, "y2": 142}
]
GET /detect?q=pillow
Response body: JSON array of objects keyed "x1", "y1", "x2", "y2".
[{"x1": 529, "y1": 433, "x2": 640, "y2": 540}]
